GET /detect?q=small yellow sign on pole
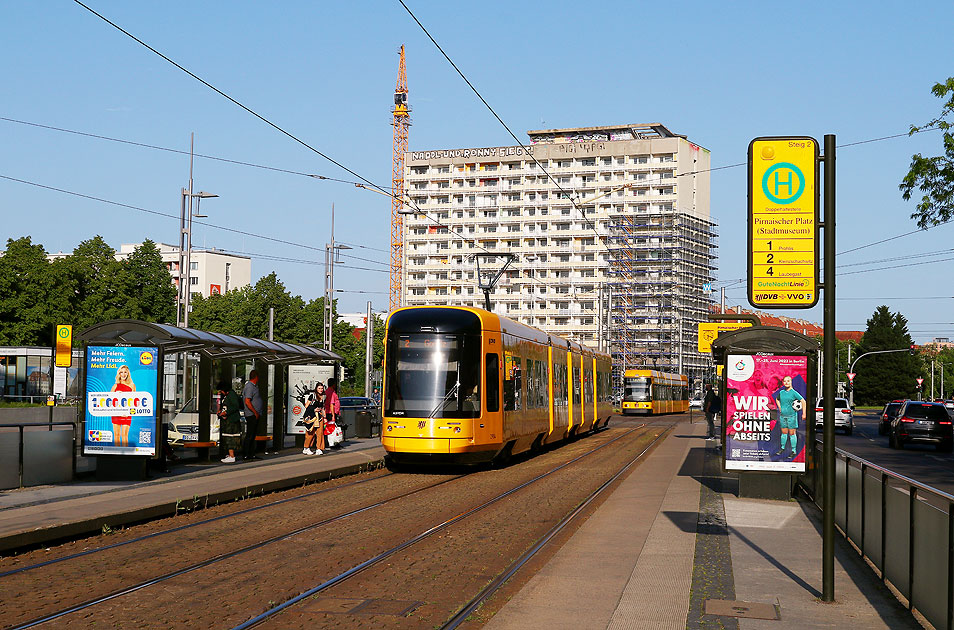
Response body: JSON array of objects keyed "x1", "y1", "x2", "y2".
[
  {"x1": 748, "y1": 137, "x2": 819, "y2": 308},
  {"x1": 697, "y1": 322, "x2": 753, "y2": 353},
  {"x1": 55, "y1": 325, "x2": 72, "y2": 368}
]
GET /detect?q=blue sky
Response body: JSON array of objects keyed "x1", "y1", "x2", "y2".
[{"x1": 2, "y1": 1, "x2": 953, "y2": 341}]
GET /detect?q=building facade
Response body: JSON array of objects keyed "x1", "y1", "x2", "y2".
[
  {"x1": 402, "y1": 123, "x2": 718, "y2": 387},
  {"x1": 116, "y1": 243, "x2": 251, "y2": 298}
]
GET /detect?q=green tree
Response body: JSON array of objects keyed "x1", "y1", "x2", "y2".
[
  {"x1": 852, "y1": 306, "x2": 920, "y2": 404},
  {"x1": 116, "y1": 240, "x2": 177, "y2": 324},
  {"x1": 900, "y1": 77, "x2": 954, "y2": 228},
  {"x1": 58, "y1": 236, "x2": 125, "y2": 330},
  {"x1": 0, "y1": 237, "x2": 57, "y2": 345}
]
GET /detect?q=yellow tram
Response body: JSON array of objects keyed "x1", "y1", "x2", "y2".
[
  {"x1": 620, "y1": 369, "x2": 689, "y2": 415},
  {"x1": 381, "y1": 306, "x2": 614, "y2": 466}
]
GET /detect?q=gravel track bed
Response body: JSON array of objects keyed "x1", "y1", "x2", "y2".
[
  {"x1": 4, "y1": 419, "x2": 676, "y2": 630},
  {"x1": 0, "y1": 468, "x2": 456, "y2": 629}
]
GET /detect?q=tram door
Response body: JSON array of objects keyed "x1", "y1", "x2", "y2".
[{"x1": 476, "y1": 352, "x2": 501, "y2": 446}]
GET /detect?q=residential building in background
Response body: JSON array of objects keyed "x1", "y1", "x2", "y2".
[
  {"x1": 402, "y1": 123, "x2": 718, "y2": 388},
  {"x1": 48, "y1": 242, "x2": 251, "y2": 298},
  {"x1": 116, "y1": 243, "x2": 251, "y2": 298}
]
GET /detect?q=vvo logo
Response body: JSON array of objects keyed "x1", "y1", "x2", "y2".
[{"x1": 418, "y1": 421, "x2": 426, "y2": 429}]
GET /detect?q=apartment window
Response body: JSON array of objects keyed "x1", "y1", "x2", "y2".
[
  {"x1": 581, "y1": 158, "x2": 596, "y2": 166},
  {"x1": 190, "y1": 276, "x2": 198, "y2": 285},
  {"x1": 556, "y1": 223, "x2": 570, "y2": 231},
  {"x1": 412, "y1": 166, "x2": 428, "y2": 174},
  {"x1": 508, "y1": 225, "x2": 520, "y2": 232},
  {"x1": 634, "y1": 156, "x2": 648, "y2": 164},
  {"x1": 601, "y1": 157, "x2": 612, "y2": 166},
  {"x1": 190, "y1": 262, "x2": 198, "y2": 270},
  {"x1": 558, "y1": 160, "x2": 571, "y2": 168},
  {"x1": 436, "y1": 165, "x2": 450, "y2": 173}
]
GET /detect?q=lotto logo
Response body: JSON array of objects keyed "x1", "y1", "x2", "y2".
[{"x1": 139, "y1": 430, "x2": 152, "y2": 443}]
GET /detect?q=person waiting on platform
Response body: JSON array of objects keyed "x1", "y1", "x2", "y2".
[{"x1": 218, "y1": 380, "x2": 243, "y2": 463}]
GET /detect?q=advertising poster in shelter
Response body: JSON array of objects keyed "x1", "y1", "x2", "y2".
[
  {"x1": 83, "y1": 345, "x2": 159, "y2": 456},
  {"x1": 724, "y1": 354, "x2": 808, "y2": 472},
  {"x1": 285, "y1": 364, "x2": 335, "y2": 434}
]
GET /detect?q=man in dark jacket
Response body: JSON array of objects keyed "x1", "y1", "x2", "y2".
[{"x1": 703, "y1": 383, "x2": 721, "y2": 440}]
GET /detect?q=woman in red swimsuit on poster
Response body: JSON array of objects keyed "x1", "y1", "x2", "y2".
[{"x1": 110, "y1": 365, "x2": 136, "y2": 447}]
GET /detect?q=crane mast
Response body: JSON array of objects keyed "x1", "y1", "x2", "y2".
[{"x1": 390, "y1": 45, "x2": 410, "y2": 311}]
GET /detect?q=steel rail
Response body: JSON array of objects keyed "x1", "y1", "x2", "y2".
[
  {"x1": 439, "y1": 428, "x2": 668, "y2": 628},
  {"x1": 0, "y1": 469, "x2": 391, "y2": 579},
  {"x1": 230, "y1": 424, "x2": 653, "y2": 630},
  {"x1": 7, "y1": 475, "x2": 465, "y2": 630}
]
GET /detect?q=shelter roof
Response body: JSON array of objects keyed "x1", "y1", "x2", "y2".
[{"x1": 78, "y1": 320, "x2": 342, "y2": 364}]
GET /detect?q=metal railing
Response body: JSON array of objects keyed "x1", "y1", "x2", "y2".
[
  {"x1": 802, "y1": 440, "x2": 954, "y2": 630},
  {"x1": 0, "y1": 421, "x2": 76, "y2": 489}
]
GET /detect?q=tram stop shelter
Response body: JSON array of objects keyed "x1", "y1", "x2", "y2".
[
  {"x1": 711, "y1": 326, "x2": 819, "y2": 500},
  {"x1": 79, "y1": 320, "x2": 342, "y2": 480}
]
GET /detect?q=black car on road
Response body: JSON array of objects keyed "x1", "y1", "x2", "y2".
[
  {"x1": 888, "y1": 400, "x2": 953, "y2": 452},
  {"x1": 878, "y1": 400, "x2": 904, "y2": 435}
]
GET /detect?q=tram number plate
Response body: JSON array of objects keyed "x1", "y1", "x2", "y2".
[{"x1": 183, "y1": 433, "x2": 198, "y2": 441}]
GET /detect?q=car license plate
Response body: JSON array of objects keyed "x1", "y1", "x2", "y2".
[
  {"x1": 918, "y1": 421, "x2": 934, "y2": 426},
  {"x1": 183, "y1": 433, "x2": 198, "y2": 441}
]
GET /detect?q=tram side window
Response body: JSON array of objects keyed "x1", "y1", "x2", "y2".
[
  {"x1": 537, "y1": 359, "x2": 548, "y2": 408},
  {"x1": 514, "y1": 358, "x2": 522, "y2": 410},
  {"x1": 486, "y1": 353, "x2": 500, "y2": 413},
  {"x1": 573, "y1": 366, "x2": 581, "y2": 404},
  {"x1": 504, "y1": 357, "x2": 522, "y2": 411}
]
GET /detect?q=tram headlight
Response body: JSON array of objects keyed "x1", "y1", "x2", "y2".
[
  {"x1": 454, "y1": 427, "x2": 461, "y2": 433},
  {"x1": 387, "y1": 425, "x2": 393, "y2": 432}
]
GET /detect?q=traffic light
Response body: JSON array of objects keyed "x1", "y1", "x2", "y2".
[{"x1": 910, "y1": 344, "x2": 917, "y2": 355}]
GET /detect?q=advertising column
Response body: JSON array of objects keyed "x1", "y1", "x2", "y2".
[
  {"x1": 83, "y1": 346, "x2": 159, "y2": 456},
  {"x1": 724, "y1": 354, "x2": 808, "y2": 472}
]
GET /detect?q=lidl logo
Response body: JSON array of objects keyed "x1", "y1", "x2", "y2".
[{"x1": 139, "y1": 351, "x2": 154, "y2": 366}]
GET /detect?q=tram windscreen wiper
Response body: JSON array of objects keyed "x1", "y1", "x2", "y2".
[{"x1": 427, "y1": 379, "x2": 460, "y2": 419}]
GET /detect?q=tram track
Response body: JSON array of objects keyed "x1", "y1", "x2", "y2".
[
  {"x1": 0, "y1": 471, "x2": 394, "y2": 579},
  {"x1": 2, "y1": 472, "x2": 464, "y2": 630},
  {"x1": 229, "y1": 424, "x2": 663, "y2": 630},
  {"x1": 1, "y1": 423, "x2": 663, "y2": 630}
]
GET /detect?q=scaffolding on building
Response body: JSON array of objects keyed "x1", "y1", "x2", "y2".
[{"x1": 605, "y1": 208, "x2": 718, "y2": 395}]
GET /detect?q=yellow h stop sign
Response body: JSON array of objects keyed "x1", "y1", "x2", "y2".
[{"x1": 748, "y1": 137, "x2": 819, "y2": 308}]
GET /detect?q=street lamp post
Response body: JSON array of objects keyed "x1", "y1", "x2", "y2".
[
  {"x1": 323, "y1": 204, "x2": 351, "y2": 353},
  {"x1": 180, "y1": 189, "x2": 218, "y2": 328}
]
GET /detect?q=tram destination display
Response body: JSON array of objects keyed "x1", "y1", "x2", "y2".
[{"x1": 83, "y1": 345, "x2": 159, "y2": 456}]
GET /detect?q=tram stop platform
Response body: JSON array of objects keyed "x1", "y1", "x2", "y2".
[{"x1": 0, "y1": 418, "x2": 922, "y2": 629}]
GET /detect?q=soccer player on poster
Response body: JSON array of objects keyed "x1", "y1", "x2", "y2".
[{"x1": 773, "y1": 375, "x2": 805, "y2": 459}]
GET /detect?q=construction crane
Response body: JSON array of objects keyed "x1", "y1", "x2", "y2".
[{"x1": 390, "y1": 45, "x2": 410, "y2": 311}]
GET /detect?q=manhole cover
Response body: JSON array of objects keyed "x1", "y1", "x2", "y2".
[
  {"x1": 705, "y1": 599, "x2": 779, "y2": 620},
  {"x1": 301, "y1": 597, "x2": 366, "y2": 614},
  {"x1": 300, "y1": 597, "x2": 422, "y2": 617}
]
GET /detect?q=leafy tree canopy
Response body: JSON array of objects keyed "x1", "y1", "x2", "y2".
[
  {"x1": 853, "y1": 306, "x2": 921, "y2": 404},
  {"x1": 900, "y1": 77, "x2": 954, "y2": 228},
  {"x1": 0, "y1": 236, "x2": 177, "y2": 346}
]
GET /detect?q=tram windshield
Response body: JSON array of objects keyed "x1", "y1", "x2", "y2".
[
  {"x1": 385, "y1": 333, "x2": 481, "y2": 418},
  {"x1": 624, "y1": 377, "x2": 651, "y2": 402}
]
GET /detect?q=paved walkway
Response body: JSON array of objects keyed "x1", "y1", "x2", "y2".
[
  {"x1": 485, "y1": 420, "x2": 921, "y2": 629},
  {"x1": 0, "y1": 420, "x2": 923, "y2": 629}
]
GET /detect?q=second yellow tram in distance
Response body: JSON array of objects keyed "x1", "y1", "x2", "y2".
[
  {"x1": 620, "y1": 369, "x2": 689, "y2": 415},
  {"x1": 381, "y1": 306, "x2": 614, "y2": 466}
]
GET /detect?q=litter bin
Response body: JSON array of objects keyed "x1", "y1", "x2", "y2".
[{"x1": 354, "y1": 410, "x2": 373, "y2": 438}]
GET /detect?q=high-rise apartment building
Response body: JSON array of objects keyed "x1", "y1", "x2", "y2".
[{"x1": 402, "y1": 123, "x2": 717, "y2": 387}]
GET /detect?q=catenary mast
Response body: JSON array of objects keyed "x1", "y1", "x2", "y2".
[{"x1": 390, "y1": 45, "x2": 410, "y2": 311}]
